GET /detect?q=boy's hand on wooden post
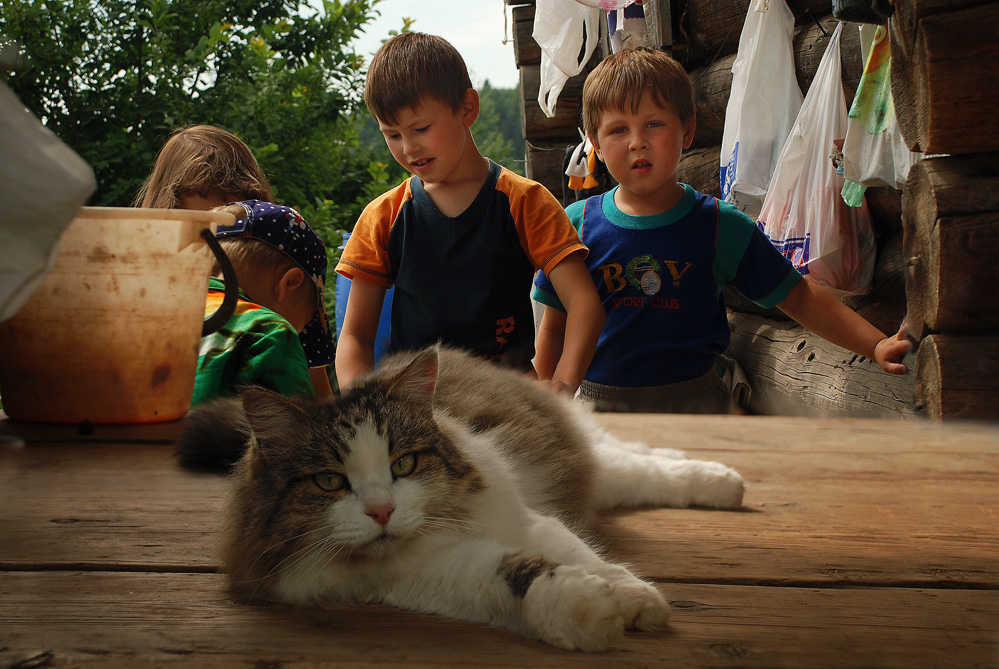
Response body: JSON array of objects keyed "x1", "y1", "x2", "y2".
[{"x1": 875, "y1": 325, "x2": 912, "y2": 375}]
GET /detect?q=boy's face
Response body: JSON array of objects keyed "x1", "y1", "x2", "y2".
[
  {"x1": 376, "y1": 92, "x2": 477, "y2": 186},
  {"x1": 592, "y1": 92, "x2": 695, "y2": 215}
]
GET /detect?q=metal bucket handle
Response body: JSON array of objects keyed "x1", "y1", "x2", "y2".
[{"x1": 200, "y1": 228, "x2": 239, "y2": 336}]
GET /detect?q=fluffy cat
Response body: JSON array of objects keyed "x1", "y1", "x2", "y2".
[{"x1": 178, "y1": 346, "x2": 744, "y2": 651}]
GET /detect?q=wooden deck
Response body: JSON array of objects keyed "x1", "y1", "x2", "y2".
[{"x1": 1, "y1": 413, "x2": 997, "y2": 667}]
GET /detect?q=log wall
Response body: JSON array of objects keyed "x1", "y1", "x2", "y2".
[{"x1": 889, "y1": 0, "x2": 999, "y2": 420}]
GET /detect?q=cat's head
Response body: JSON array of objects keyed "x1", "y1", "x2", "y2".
[{"x1": 226, "y1": 349, "x2": 485, "y2": 588}]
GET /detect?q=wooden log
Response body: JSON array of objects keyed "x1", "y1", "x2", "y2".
[
  {"x1": 684, "y1": 0, "x2": 850, "y2": 65},
  {"x1": 689, "y1": 55, "x2": 735, "y2": 149},
  {"x1": 890, "y1": 2, "x2": 999, "y2": 154},
  {"x1": 525, "y1": 140, "x2": 570, "y2": 203},
  {"x1": 687, "y1": 18, "x2": 864, "y2": 150},
  {"x1": 677, "y1": 145, "x2": 722, "y2": 197},
  {"x1": 902, "y1": 154, "x2": 999, "y2": 339},
  {"x1": 792, "y1": 16, "x2": 864, "y2": 101},
  {"x1": 727, "y1": 309, "x2": 918, "y2": 418},
  {"x1": 915, "y1": 334, "x2": 999, "y2": 420},
  {"x1": 511, "y1": 4, "x2": 541, "y2": 68},
  {"x1": 520, "y1": 61, "x2": 599, "y2": 142}
]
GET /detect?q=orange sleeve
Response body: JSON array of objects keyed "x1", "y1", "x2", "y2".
[
  {"x1": 497, "y1": 169, "x2": 587, "y2": 276},
  {"x1": 334, "y1": 180, "x2": 413, "y2": 289}
]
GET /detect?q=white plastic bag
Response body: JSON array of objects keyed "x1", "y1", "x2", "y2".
[
  {"x1": 757, "y1": 23, "x2": 877, "y2": 297},
  {"x1": 841, "y1": 24, "x2": 921, "y2": 204},
  {"x1": 0, "y1": 81, "x2": 96, "y2": 322},
  {"x1": 719, "y1": 0, "x2": 803, "y2": 220},
  {"x1": 534, "y1": 0, "x2": 601, "y2": 118}
]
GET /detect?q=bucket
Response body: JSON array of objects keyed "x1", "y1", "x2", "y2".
[
  {"x1": 0, "y1": 207, "x2": 238, "y2": 424},
  {"x1": 335, "y1": 232, "x2": 394, "y2": 362}
]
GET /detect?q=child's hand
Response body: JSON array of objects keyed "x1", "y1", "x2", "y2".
[
  {"x1": 874, "y1": 325, "x2": 912, "y2": 375},
  {"x1": 536, "y1": 378, "x2": 577, "y2": 398}
]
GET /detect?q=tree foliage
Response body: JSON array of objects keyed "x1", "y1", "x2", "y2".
[
  {"x1": 1, "y1": 1, "x2": 526, "y2": 328},
  {"x1": 1, "y1": 0, "x2": 380, "y2": 211}
]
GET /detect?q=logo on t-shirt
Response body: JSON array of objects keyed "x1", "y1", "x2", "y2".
[{"x1": 598, "y1": 256, "x2": 693, "y2": 295}]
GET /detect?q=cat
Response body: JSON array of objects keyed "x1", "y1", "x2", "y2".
[{"x1": 177, "y1": 345, "x2": 744, "y2": 652}]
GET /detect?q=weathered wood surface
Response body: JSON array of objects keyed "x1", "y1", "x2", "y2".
[
  {"x1": 682, "y1": 0, "x2": 837, "y2": 65},
  {"x1": 3, "y1": 574, "x2": 995, "y2": 668},
  {"x1": 890, "y1": 0, "x2": 999, "y2": 155},
  {"x1": 677, "y1": 145, "x2": 723, "y2": 197},
  {"x1": 902, "y1": 154, "x2": 999, "y2": 339},
  {"x1": 727, "y1": 310, "x2": 918, "y2": 418},
  {"x1": 511, "y1": 3, "x2": 541, "y2": 68},
  {"x1": 2, "y1": 414, "x2": 996, "y2": 667},
  {"x1": 915, "y1": 334, "x2": 999, "y2": 421}
]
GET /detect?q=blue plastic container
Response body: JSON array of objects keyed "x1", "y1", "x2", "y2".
[{"x1": 335, "y1": 233, "x2": 394, "y2": 362}]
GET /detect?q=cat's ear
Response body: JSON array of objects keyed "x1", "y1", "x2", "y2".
[
  {"x1": 240, "y1": 387, "x2": 309, "y2": 459},
  {"x1": 386, "y1": 348, "x2": 439, "y2": 405}
]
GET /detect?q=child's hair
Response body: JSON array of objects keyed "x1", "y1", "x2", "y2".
[
  {"x1": 582, "y1": 47, "x2": 695, "y2": 145},
  {"x1": 135, "y1": 125, "x2": 274, "y2": 209},
  {"x1": 363, "y1": 32, "x2": 473, "y2": 125}
]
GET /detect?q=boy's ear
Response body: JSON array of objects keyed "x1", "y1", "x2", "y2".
[
  {"x1": 461, "y1": 88, "x2": 480, "y2": 127},
  {"x1": 682, "y1": 115, "x2": 697, "y2": 150},
  {"x1": 275, "y1": 266, "x2": 307, "y2": 304},
  {"x1": 588, "y1": 133, "x2": 605, "y2": 162}
]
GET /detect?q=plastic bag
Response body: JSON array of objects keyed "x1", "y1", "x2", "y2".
[
  {"x1": 841, "y1": 25, "x2": 921, "y2": 206},
  {"x1": 757, "y1": 23, "x2": 877, "y2": 297},
  {"x1": 719, "y1": 0, "x2": 803, "y2": 220},
  {"x1": 0, "y1": 81, "x2": 96, "y2": 322},
  {"x1": 534, "y1": 0, "x2": 601, "y2": 118}
]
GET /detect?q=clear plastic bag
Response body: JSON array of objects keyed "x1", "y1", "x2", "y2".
[
  {"x1": 757, "y1": 23, "x2": 877, "y2": 297},
  {"x1": 719, "y1": 0, "x2": 803, "y2": 220},
  {"x1": 533, "y1": 0, "x2": 601, "y2": 118},
  {"x1": 0, "y1": 81, "x2": 95, "y2": 322}
]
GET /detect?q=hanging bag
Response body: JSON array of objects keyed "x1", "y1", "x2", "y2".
[
  {"x1": 840, "y1": 24, "x2": 921, "y2": 206},
  {"x1": 533, "y1": 0, "x2": 602, "y2": 118},
  {"x1": 757, "y1": 23, "x2": 877, "y2": 297},
  {"x1": 0, "y1": 81, "x2": 95, "y2": 322},
  {"x1": 719, "y1": 0, "x2": 803, "y2": 220}
]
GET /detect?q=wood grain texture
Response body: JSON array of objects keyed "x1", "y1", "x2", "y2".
[
  {"x1": 1, "y1": 573, "x2": 995, "y2": 668},
  {"x1": 902, "y1": 154, "x2": 999, "y2": 338},
  {"x1": 1, "y1": 415, "x2": 996, "y2": 666}
]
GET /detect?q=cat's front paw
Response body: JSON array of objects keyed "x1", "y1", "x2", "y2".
[
  {"x1": 522, "y1": 565, "x2": 625, "y2": 652},
  {"x1": 595, "y1": 564, "x2": 670, "y2": 631},
  {"x1": 688, "y1": 460, "x2": 744, "y2": 509}
]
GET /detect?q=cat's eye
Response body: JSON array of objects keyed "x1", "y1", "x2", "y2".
[
  {"x1": 313, "y1": 472, "x2": 347, "y2": 492},
  {"x1": 390, "y1": 453, "x2": 417, "y2": 478}
]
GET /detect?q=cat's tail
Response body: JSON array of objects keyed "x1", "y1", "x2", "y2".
[{"x1": 176, "y1": 397, "x2": 251, "y2": 472}]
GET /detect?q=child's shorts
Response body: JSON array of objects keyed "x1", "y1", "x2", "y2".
[{"x1": 578, "y1": 365, "x2": 735, "y2": 414}]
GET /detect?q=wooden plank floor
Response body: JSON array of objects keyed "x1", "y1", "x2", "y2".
[{"x1": 1, "y1": 414, "x2": 997, "y2": 667}]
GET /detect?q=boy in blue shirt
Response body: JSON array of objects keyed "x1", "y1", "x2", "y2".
[{"x1": 533, "y1": 47, "x2": 910, "y2": 413}]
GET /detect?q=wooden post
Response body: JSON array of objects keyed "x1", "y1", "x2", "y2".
[
  {"x1": 890, "y1": 0, "x2": 999, "y2": 154},
  {"x1": 902, "y1": 155, "x2": 999, "y2": 341},
  {"x1": 915, "y1": 335, "x2": 999, "y2": 420}
]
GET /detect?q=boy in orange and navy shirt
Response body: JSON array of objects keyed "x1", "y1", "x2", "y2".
[{"x1": 335, "y1": 32, "x2": 604, "y2": 395}]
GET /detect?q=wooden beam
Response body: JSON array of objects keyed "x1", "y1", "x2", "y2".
[
  {"x1": 890, "y1": 1, "x2": 999, "y2": 154},
  {"x1": 902, "y1": 154, "x2": 999, "y2": 338},
  {"x1": 915, "y1": 334, "x2": 999, "y2": 420}
]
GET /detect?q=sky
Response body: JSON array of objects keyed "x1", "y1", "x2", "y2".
[{"x1": 346, "y1": 0, "x2": 521, "y2": 89}]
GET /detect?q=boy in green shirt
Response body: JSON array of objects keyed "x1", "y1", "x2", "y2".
[{"x1": 192, "y1": 200, "x2": 331, "y2": 406}]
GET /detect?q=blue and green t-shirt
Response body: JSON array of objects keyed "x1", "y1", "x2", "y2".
[{"x1": 533, "y1": 185, "x2": 801, "y2": 387}]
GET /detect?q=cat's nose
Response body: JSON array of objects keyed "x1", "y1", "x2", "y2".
[{"x1": 365, "y1": 503, "x2": 395, "y2": 526}]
